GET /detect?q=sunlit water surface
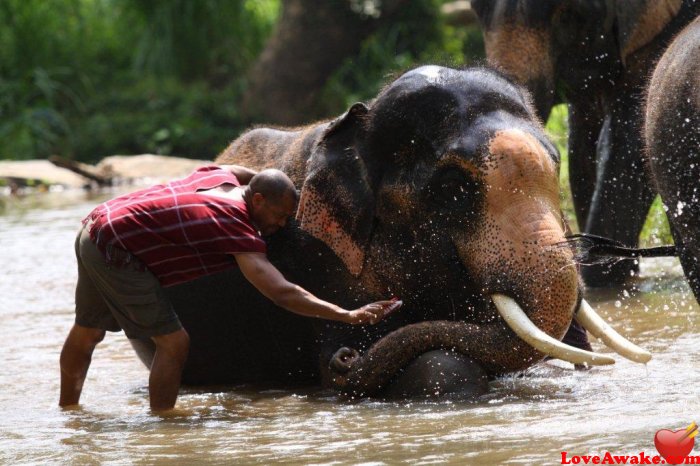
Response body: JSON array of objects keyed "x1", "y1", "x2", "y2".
[{"x1": 1, "y1": 191, "x2": 698, "y2": 465}]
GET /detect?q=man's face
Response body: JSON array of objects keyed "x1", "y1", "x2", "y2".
[{"x1": 251, "y1": 192, "x2": 297, "y2": 236}]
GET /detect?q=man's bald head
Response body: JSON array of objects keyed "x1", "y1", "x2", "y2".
[
  {"x1": 245, "y1": 169, "x2": 298, "y2": 236},
  {"x1": 249, "y1": 169, "x2": 297, "y2": 204}
]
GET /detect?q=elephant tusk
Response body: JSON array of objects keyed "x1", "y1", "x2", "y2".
[
  {"x1": 491, "y1": 294, "x2": 615, "y2": 366},
  {"x1": 575, "y1": 299, "x2": 651, "y2": 364}
]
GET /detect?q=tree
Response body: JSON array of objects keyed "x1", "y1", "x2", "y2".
[{"x1": 242, "y1": 0, "x2": 409, "y2": 126}]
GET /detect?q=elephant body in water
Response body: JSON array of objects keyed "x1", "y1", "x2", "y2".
[
  {"x1": 645, "y1": 17, "x2": 700, "y2": 302},
  {"x1": 132, "y1": 66, "x2": 649, "y2": 399}
]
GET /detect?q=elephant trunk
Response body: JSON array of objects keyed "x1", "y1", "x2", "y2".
[
  {"x1": 327, "y1": 298, "x2": 588, "y2": 397},
  {"x1": 329, "y1": 320, "x2": 511, "y2": 397},
  {"x1": 329, "y1": 295, "x2": 650, "y2": 397}
]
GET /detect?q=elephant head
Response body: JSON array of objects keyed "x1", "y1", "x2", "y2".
[
  {"x1": 293, "y1": 66, "x2": 649, "y2": 395},
  {"x1": 471, "y1": 0, "x2": 688, "y2": 120}
]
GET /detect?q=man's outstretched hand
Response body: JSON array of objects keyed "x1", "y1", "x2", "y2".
[{"x1": 345, "y1": 297, "x2": 403, "y2": 325}]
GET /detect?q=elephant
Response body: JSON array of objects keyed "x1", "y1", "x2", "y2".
[
  {"x1": 130, "y1": 66, "x2": 650, "y2": 399},
  {"x1": 470, "y1": 0, "x2": 700, "y2": 286},
  {"x1": 645, "y1": 17, "x2": 700, "y2": 301}
]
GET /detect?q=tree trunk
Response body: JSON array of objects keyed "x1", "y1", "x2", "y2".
[{"x1": 242, "y1": 0, "x2": 408, "y2": 126}]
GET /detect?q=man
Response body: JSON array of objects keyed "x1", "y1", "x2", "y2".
[{"x1": 59, "y1": 164, "x2": 399, "y2": 411}]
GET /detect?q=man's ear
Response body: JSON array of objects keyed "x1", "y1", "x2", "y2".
[
  {"x1": 296, "y1": 103, "x2": 374, "y2": 277},
  {"x1": 251, "y1": 192, "x2": 265, "y2": 208}
]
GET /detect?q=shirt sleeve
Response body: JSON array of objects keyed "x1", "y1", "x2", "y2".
[{"x1": 220, "y1": 205, "x2": 267, "y2": 255}]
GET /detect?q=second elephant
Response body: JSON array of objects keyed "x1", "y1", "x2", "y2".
[
  {"x1": 471, "y1": 0, "x2": 700, "y2": 286},
  {"x1": 645, "y1": 17, "x2": 700, "y2": 302}
]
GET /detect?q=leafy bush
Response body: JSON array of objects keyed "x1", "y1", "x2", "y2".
[
  {"x1": 0, "y1": 0, "x2": 278, "y2": 161},
  {"x1": 73, "y1": 77, "x2": 247, "y2": 161}
]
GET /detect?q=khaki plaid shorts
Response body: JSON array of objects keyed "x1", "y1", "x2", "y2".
[{"x1": 73, "y1": 222, "x2": 182, "y2": 339}]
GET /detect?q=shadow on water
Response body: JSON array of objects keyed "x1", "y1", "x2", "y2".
[{"x1": 1, "y1": 190, "x2": 698, "y2": 464}]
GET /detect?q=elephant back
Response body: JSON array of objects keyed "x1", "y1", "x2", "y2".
[{"x1": 216, "y1": 124, "x2": 329, "y2": 186}]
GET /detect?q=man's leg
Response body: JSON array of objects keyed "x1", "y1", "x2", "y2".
[
  {"x1": 149, "y1": 328, "x2": 190, "y2": 411},
  {"x1": 59, "y1": 324, "x2": 106, "y2": 407},
  {"x1": 63, "y1": 224, "x2": 117, "y2": 408}
]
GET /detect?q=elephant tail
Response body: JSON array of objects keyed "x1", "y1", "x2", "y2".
[{"x1": 563, "y1": 233, "x2": 676, "y2": 265}]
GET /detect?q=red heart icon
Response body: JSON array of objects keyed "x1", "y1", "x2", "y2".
[{"x1": 654, "y1": 428, "x2": 695, "y2": 463}]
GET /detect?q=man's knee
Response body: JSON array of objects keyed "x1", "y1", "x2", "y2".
[
  {"x1": 152, "y1": 329, "x2": 190, "y2": 361},
  {"x1": 68, "y1": 325, "x2": 106, "y2": 349}
]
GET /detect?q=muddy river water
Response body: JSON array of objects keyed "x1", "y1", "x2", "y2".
[{"x1": 1, "y1": 190, "x2": 698, "y2": 465}]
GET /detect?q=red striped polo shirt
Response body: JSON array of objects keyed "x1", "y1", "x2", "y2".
[{"x1": 84, "y1": 165, "x2": 266, "y2": 287}]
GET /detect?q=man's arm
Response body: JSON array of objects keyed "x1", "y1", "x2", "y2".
[
  {"x1": 220, "y1": 164, "x2": 258, "y2": 185},
  {"x1": 234, "y1": 253, "x2": 397, "y2": 324}
]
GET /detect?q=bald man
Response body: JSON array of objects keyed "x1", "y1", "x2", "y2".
[{"x1": 59, "y1": 165, "x2": 398, "y2": 411}]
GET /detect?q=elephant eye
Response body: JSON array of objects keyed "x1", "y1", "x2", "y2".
[
  {"x1": 436, "y1": 178, "x2": 464, "y2": 202},
  {"x1": 426, "y1": 169, "x2": 482, "y2": 210}
]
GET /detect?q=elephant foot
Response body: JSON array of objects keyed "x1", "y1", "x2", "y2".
[
  {"x1": 581, "y1": 260, "x2": 638, "y2": 287},
  {"x1": 381, "y1": 350, "x2": 489, "y2": 400}
]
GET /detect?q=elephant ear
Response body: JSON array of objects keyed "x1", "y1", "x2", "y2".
[
  {"x1": 615, "y1": 0, "x2": 682, "y2": 65},
  {"x1": 296, "y1": 102, "x2": 374, "y2": 277}
]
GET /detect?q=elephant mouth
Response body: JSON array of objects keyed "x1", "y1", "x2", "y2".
[
  {"x1": 446, "y1": 238, "x2": 651, "y2": 365},
  {"x1": 491, "y1": 294, "x2": 651, "y2": 365}
]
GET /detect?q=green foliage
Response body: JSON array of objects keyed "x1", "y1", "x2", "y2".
[
  {"x1": 0, "y1": 0, "x2": 278, "y2": 161},
  {"x1": 640, "y1": 196, "x2": 674, "y2": 246},
  {"x1": 125, "y1": 0, "x2": 279, "y2": 82},
  {"x1": 0, "y1": 0, "x2": 123, "y2": 160},
  {"x1": 1, "y1": 0, "x2": 486, "y2": 161},
  {"x1": 545, "y1": 104, "x2": 576, "y2": 229},
  {"x1": 74, "y1": 77, "x2": 244, "y2": 161}
]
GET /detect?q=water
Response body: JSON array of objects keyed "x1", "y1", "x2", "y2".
[{"x1": 1, "y1": 191, "x2": 698, "y2": 465}]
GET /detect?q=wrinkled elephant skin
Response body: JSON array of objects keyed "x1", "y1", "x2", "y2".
[{"x1": 645, "y1": 17, "x2": 700, "y2": 302}]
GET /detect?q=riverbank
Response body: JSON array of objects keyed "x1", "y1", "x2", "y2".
[{"x1": 0, "y1": 154, "x2": 208, "y2": 195}]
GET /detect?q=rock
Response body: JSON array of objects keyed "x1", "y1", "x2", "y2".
[
  {"x1": 0, "y1": 160, "x2": 88, "y2": 189},
  {"x1": 0, "y1": 154, "x2": 211, "y2": 194},
  {"x1": 95, "y1": 154, "x2": 207, "y2": 183}
]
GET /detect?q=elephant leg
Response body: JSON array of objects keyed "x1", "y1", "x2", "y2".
[
  {"x1": 668, "y1": 209, "x2": 700, "y2": 302},
  {"x1": 381, "y1": 350, "x2": 489, "y2": 400},
  {"x1": 567, "y1": 100, "x2": 605, "y2": 229},
  {"x1": 676, "y1": 238, "x2": 700, "y2": 302},
  {"x1": 581, "y1": 96, "x2": 655, "y2": 286}
]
